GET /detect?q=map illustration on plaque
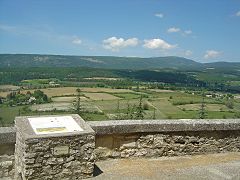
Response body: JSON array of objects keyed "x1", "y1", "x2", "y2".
[{"x1": 28, "y1": 116, "x2": 83, "y2": 134}]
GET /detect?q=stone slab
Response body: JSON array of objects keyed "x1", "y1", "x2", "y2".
[{"x1": 88, "y1": 119, "x2": 240, "y2": 135}]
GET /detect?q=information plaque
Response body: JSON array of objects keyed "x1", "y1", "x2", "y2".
[{"x1": 28, "y1": 116, "x2": 83, "y2": 134}]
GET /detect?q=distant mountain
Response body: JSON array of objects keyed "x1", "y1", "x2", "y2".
[{"x1": 0, "y1": 54, "x2": 239, "y2": 70}]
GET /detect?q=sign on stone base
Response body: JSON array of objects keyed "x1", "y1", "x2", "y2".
[{"x1": 14, "y1": 114, "x2": 95, "y2": 180}]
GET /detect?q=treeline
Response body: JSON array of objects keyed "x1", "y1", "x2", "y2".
[
  {"x1": 0, "y1": 67, "x2": 239, "y2": 93},
  {"x1": 0, "y1": 67, "x2": 118, "y2": 85}
]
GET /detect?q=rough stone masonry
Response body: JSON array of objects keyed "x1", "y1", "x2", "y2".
[
  {"x1": 14, "y1": 114, "x2": 95, "y2": 180},
  {"x1": 89, "y1": 119, "x2": 240, "y2": 159}
]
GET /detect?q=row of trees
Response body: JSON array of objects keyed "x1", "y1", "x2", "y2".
[
  {"x1": 73, "y1": 88, "x2": 147, "y2": 120},
  {"x1": 4, "y1": 90, "x2": 50, "y2": 106},
  {"x1": 73, "y1": 89, "x2": 236, "y2": 120}
]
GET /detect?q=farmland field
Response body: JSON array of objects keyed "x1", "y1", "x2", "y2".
[
  {"x1": 84, "y1": 93, "x2": 121, "y2": 100},
  {"x1": 80, "y1": 88, "x2": 133, "y2": 93},
  {"x1": 0, "y1": 85, "x2": 20, "y2": 91},
  {"x1": 31, "y1": 102, "x2": 74, "y2": 111},
  {"x1": 0, "y1": 87, "x2": 134, "y2": 98},
  {"x1": 177, "y1": 104, "x2": 229, "y2": 111},
  {"x1": 52, "y1": 96, "x2": 89, "y2": 102},
  {"x1": 1, "y1": 86, "x2": 240, "y2": 125}
]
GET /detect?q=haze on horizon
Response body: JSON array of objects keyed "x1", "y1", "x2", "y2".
[{"x1": 0, "y1": 0, "x2": 240, "y2": 62}]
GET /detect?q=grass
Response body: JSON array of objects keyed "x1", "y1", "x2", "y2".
[
  {"x1": 177, "y1": 104, "x2": 229, "y2": 111},
  {"x1": 81, "y1": 112, "x2": 108, "y2": 121},
  {"x1": 84, "y1": 93, "x2": 121, "y2": 100},
  {"x1": 0, "y1": 105, "x2": 22, "y2": 126},
  {"x1": 112, "y1": 93, "x2": 142, "y2": 99},
  {"x1": 0, "y1": 105, "x2": 72, "y2": 126}
]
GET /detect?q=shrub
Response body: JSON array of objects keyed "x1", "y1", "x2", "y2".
[
  {"x1": 143, "y1": 103, "x2": 149, "y2": 110},
  {"x1": 225, "y1": 100, "x2": 234, "y2": 109}
]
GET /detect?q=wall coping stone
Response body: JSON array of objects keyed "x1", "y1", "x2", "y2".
[
  {"x1": 88, "y1": 119, "x2": 240, "y2": 135},
  {"x1": 0, "y1": 127, "x2": 16, "y2": 144},
  {"x1": 1, "y1": 119, "x2": 240, "y2": 142}
]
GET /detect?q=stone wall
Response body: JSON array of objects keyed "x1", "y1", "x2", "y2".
[
  {"x1": 0, "y1": 155, "x2": 14, "y2": 178},
  {"x1": 0, "y1": 127, "x2": 15, "y2": 156},
  {"x1": 94, "y1": 131, "x2": 240, "y2": 159},
  {"x1": 0, "y1": 119, "x2": 240, "y2": 179},
  {"x1": 14, "y1": 115, "x2": 95, "y2": 180},
  {"x1": 0, "y1": 127, "x2": 16, "y2": 179},
  {"x1": 15, "y1": 135, "x2": 95, "y2": 180},
  {"x1": 89, "y1": 119, "x2": 240, "y2": 160}
]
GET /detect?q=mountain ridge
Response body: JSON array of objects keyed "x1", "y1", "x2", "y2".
[{"x1": 0, "y1": 54, "x2": 239, "y2": 70}]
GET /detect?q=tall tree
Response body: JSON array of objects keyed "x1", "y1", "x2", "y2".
[
  {"x1": 153, "y1": 108, "x2": 156, "y2": 119},
  {"x1": 75, "y1": 88, "x2": 81, "y2": 115},
  {"x1": 135, "y1": 95, "x2": 144, "y2": 119},
  {"x1": 126, "y1": 100, "x2": 130, "y2": 119},
  {"x1": 0, "y1": 117, "x2": 3, "y2": 127},
  {"x1": 199, "y1": 92, "x2": 207, "y2": 119}
]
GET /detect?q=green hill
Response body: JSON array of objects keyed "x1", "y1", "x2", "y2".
[{"x1": 0, "y1": 54, "x2": 239, "y2": 70}]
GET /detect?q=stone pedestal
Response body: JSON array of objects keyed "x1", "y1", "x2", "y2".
[{"x1": 14, "y1": 114, "x2": 95, "y2": 180}]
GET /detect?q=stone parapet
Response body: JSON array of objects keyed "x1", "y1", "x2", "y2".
[
  {"x1": 88, "y1": 119, "x2": 240, "y2": 135},
  {"x1": 0, "y1": 119, "x2": 240, "y2": 179},
  {"x1": 14, "y1": 114, "x2": 95, "y2": 180}
]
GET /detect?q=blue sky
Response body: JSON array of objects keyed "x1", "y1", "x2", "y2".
[{"x1": 0, "y1": 0, "x2": 240, "y2": 62}]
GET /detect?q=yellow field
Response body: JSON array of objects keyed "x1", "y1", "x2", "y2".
[
  {"x1": 0, "y1": 92, "x2": 9, "y2": 97},
  {"x1": 81, "y1": 88, "x2": 133, "y2": 93},
  {"x1": 84, "y1": 93, "x2": 121, "y2": 100},
  {"x1": 0, "y1": 87, "x2": 134, "y2": 97},
  {"x1": 52, "y1": 96, "x2": 89, "y2": 102}
]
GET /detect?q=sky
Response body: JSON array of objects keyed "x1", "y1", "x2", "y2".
[{"x1": 0, "y1": 0, "x2": 240, "y2": 62}]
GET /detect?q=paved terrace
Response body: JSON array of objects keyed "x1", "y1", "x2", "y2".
[{"x1": 91, "y1": 152, "x2": 240, "y2": 180}]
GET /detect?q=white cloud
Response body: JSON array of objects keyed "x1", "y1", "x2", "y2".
[
  {"x1": 235, "y1": 11, "x2": 240, "y2": 16},
  {"x1": 185, "y1": 50, "x2": 193, "y2": 56},
  {"x1": 167, "y1": 27, "x2": 181, "y2": 33},
  {"x1": 103, "y1": 37, "x2": 139, "y2": 51},
  {"x1": 204, "y1": 50, "x2": 221, "y2": 59},
  {"x1": 143, "y1": 38, "x2": 176, "y2": 50},
  {"x1": 72, "y1": 38, "x2": 82, "y2": 44},
  {"x1": 184, "y1": 30, "x2": 192, "y2": 35},
  {"x1": 155, "y1": 13, "x2": 164, "y2": 18}
]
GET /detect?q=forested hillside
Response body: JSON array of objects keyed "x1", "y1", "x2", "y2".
[{"x1": 1, "y1": 54, "x2": 239, "y2": 70}]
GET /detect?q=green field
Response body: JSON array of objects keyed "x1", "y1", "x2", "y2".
[{"x1": 1, "y1": 87, "x2": 240, "y2": 126}]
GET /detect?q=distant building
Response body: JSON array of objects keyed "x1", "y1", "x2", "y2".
[{"x1": 28, "y1": 96, "x2": 36, "y2": 103}]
